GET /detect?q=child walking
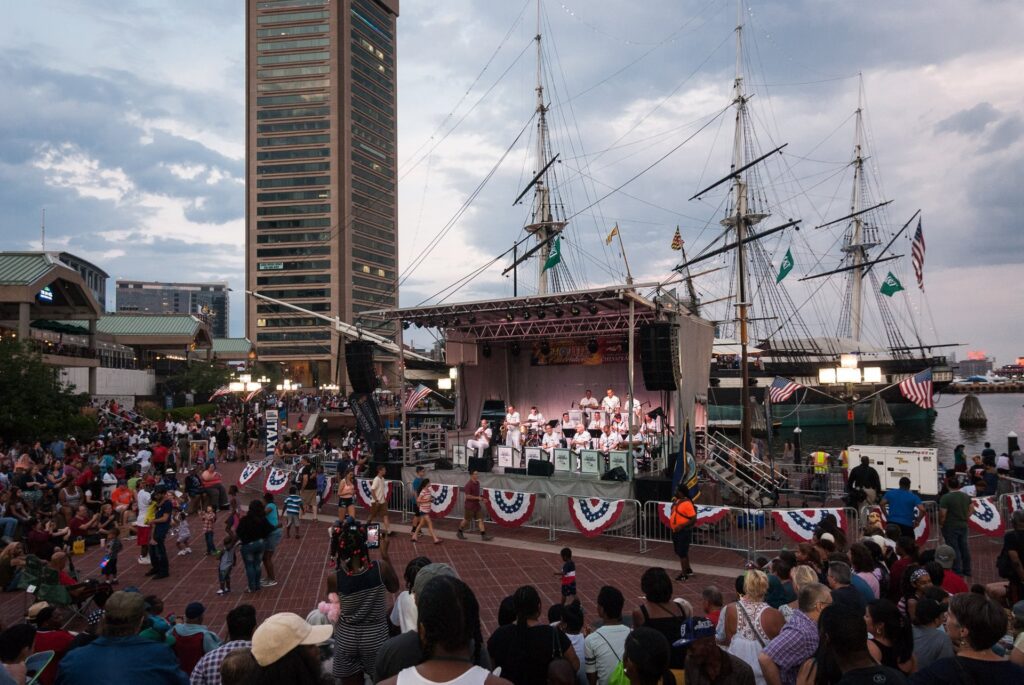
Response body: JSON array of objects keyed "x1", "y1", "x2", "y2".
[
  {"x1": 201, "y1": 506, "x2": 217, "y2": 555},
  {"x1": 101, "y1": 527, "x2": 122, "y2": 583},
  {"x1": 555, "y1": 547, "x2": 577, "y2": 605},
  {"x1": 173, "y1": 510, "x2": 192, "y2": 556},
  {"x1": 216, "y1": 532, "x2": 238, "y2": 596},
  {"x1": 283, "y1": 486, "x2": 303, "y2": 538},
  {"x1": 410, "y1": 478, "x2": 442, "y2": 545}
]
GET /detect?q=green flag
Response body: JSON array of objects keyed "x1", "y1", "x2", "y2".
[
  {"x1": 543, "y1": 237, "x2": 561, "y2": 272},
  {"x1": 775, "y1": 248, "x2": 794, "y2": 283},
  {"x1": 880, "y1": 271, "x2": 905, "y2": 297}
]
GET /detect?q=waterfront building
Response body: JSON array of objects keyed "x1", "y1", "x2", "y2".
[{"x1": 116, "y1": 281, "x2": 230, "y2": 338}]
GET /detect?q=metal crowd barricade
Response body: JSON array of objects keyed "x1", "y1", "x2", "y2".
[
  {"x1": 774, "y1": 463, "x2": 848, "y2": 506},
  {"x1": 406, "y1": 483, "x2": 553, "y2": 533},
  {"x1": 549, "y1": 495, "x2": 644, "y2": 553},
  {"x1": 860, "y1": 501, "x2": 939, "y2": 547},
  {"x1": 999, "y1": 492, "x2": 1024, "y2": 521},
  {"x1": 384, "y1": 479, "x2": 407, "y2": 522},
  {"x1": 641, "y1": 501, "x2": 754, "y2": 563}
]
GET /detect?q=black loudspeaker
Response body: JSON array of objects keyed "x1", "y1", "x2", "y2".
[
  {"x1": 527, "y1": 459, "x2": 554, "y2": 477},
  {"x1": 505, "y1": 467, "x2": 528, "y2": 475},
  {"x1": 345, "y1": 341, "x2": 378, "y2": 394},
  {"x1": 601, "y1": 466, "x2": 628, "y2": 482},
  {"x1": 468, "y1": 457, "x2": 493, "y2": 473},
  {"x1": 639, "y1": 322, "x2": 677, "y2": 391},
  {"x1": 633, "y1": 476, "x2": 673, "y2": 504}
]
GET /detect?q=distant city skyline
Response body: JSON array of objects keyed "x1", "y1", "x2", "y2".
[{"x1": 1, "y1": 1, "x2": 1021, "y2": 363}]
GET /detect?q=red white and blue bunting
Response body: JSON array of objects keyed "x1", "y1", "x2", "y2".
[
  {"x1": 238, "y1": 462, "x2": 262, "y2": 487},
  {"x1": 656, "y1": 502, "x2": 729, "y2": 529},
  {"x1": 771, "y1": 508, "x2": 848, "y2": 543},
  {"x1": 968, "y1": 496, "x2": 1004, "y2": 537},
  {"x1": 483, "y1": 489, "x2": 538, "y2": 528},
  {"x1": 264, "y1": 468, "x2": 290, "y2": 494},
  {"x1": 1004, "y1": 493, "x2": 1024, "y2": 514},
  {"x1": 567, "y1": 497, "x2": 625, "y2": 537},
  {"x1": 355, "y1": 478, "x2": 393, "y2": 509},
  {"x1": 426, "y1": 484, "x2": 459, "y2": 518},
  {"x1": 864, "y1": 505, "x2": 930, "y2": 546}
]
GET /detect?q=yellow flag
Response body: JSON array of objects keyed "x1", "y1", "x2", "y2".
[{"x1": 605, "y1": 224, "x2": 619, "y2": 245}]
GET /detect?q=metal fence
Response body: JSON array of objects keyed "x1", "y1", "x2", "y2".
[
  {"x1": 642, "y1": 501, "x2": 754, "y2": 562},
  {"x1": 399, "y1": 484, "x2": 553, "y2": 534},
  {"x1": 859, "y1": 501, "x2": 940, "y2": 547},
  {"x1": 747, "y1": 506, "x2": 859, "y2": 559},
  {"x1": 773, "y1": 463, "x2": 849, "y2": 505},
  {"x1": 549, "y1": 495, "x2": 644, "y2": 553}
]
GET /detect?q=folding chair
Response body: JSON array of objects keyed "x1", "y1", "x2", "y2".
[
  {"x1": 24, "y1": 650, "x2": 55, "y2": 685},
  {"x1": 26, "y1": 564, "x2": 97, "y2": 629}
]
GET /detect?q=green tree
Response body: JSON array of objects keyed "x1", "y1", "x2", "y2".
[
  {"x1": 0, "y1": 338, "x2": 93, "y2": 442},
  {"x1": 163, "y1": 360, "x2": 233, "y2": 399}
]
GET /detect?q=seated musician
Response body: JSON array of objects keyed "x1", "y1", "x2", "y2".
[
  {"x1": 579, "y1": 389, "x2": 599, "y2": 412},
  {"x1": 558, "y1": 412, "x2": 576, "y2": 438},
  {"x1": 599, "y1": 425, "x2": 621, "y2": 454},
  {"x1": 467, "y1": 419, "x2": 492, "y2": 454},
  {"x1": 541, "y1": 425, "x2": 561, "y2": 456},
  {"x1": 526, "y1": 406, "x2": 545, "y2": 430},
  {"x1": 601, "y1": 387, "x2": 620, "y2": 413},
  {"x1": 571, "y1": 428, "x2": 593, "y2": 453},
  {"x1": 610, "y1": 412, "x2": 628, "y2": 436},
  {"x1": 587, "y1": 412, "x2": 604, "y2": 431}
]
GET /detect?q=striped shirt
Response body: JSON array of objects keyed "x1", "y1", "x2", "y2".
[{"x1": 284, "y1": 495, "x2": 303, "y2": 516}]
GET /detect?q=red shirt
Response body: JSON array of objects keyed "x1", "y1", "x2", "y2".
[
  {"x1": 57, "y1": 570, "x2": 76, "y2": 586},
  {"x1": 707, "y1": 608, "x2": 721, "y2": 627},
  {"x1": 33, "y1": 630, "x2": 74, "y2": 685},
  {"x1": 152, "y1": 444, "x2": 168, "y2": 465},
  {"x1": 888, "y1": 556, "x2": 913, "y2": 602},
  {"x1": 464, "y1": 479, "x2": 481, "y2": 512},
  {"x1": 941, "y1": 571, "x2": 969, "y2": 595},
  {"x1": 68, "y1": 515, "x2": 93, "y2": 539}
]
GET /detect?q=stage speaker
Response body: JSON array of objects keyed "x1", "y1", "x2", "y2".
[
  {"x1": 601, "y1": 466, "x2": 629, "y2": 482},
  {"x1": 527, "y1": 459, "x2": 554, "y2": 477},
  {"x1": 633, "y1": 476, "x2": 673, "y2": 505},
  {"x1": 468, "y1": 457, "x2": 493, "y2": 473},
  {"x1": 345, "y1": 341, "x2": 378, "y2": 394},
  {"x1": 505, "y1": 467, "x2": 527, "y2": 475},
  {"x1": 639, "y1": 322, "x2": 677, "y2": 391}
]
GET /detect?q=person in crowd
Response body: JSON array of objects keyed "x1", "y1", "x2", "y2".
[
  {"x1": 336, "y1": 470, "x2": 357, "y2": 522},
  {"x1": 55, "y1": 591, "x2": 188, "y2": 684},
  {"x1": 938, "y1": 475, "x2": 972, "y2": 577},
  {"x1": 250, "y1": 612, "x2": 334, "y2": 685},
  {"x1": 999, "y1": 509, "x2": 1024, "y2": 605},
  {"x1": 366, "y1": 465, "x2": 390, "y2": 535},
  {"x1": 849, "y1": 544, "x2": 880, "y2": 600},
  {"x1": 911, "y1": 593, "x2": 954, "y2": 671},
  {"x1": 778, "y1": 566, "x2": 821, "y2": 623},
  {"x1": 826, "y1": 562, "x2": 865, "y2": 614},
  {"x1": 898, "y1": 566, "x2": 932, "y2": 623},
  {"x1": 702, "y1": 586, "x2": 725, "y2": 626},
  {"x1": 331, "y1": 519, "x2": 399, "y2": 685},
  {"x1": 457, "y1": 470, "x2": 493, "y2": 541},
  {"x1": 388, "y1": 556, "x2": 431, "y2": 635},
  {"x1": 929, "y1": 546, "x2": 968, "y2": 594},
  {"x1": 881, "y1": 478, "x2": 925, "y2": 539},
  {"x1": 410, "y1": 478, "x2": 442, "y2": 545},
  {"x1": 682, "y1": 615, "x2": 755, "y2": 685},
  {"x1": 723, "y1": 570, "x2": 783, "y2": 685},
  {"x1": 846, "y1": 455, "x2": 881, "y2": 507},
  {"x1": 621, "y1": 627, "x2": 671, "y2": 685},
  {"x1": 190, "y1": 604, "x2": 257, "y2": 685},
  {"x1": 283, "y1": 486, "x2": 303, "y2": 539},
  {"x1": 561, "y1": 602, "x2": 588, "y2": 685},
  {"x1": 796, "y1": 604, "x2": 905, "y2": 685},
  {"x1": 887, "y1": 537, "x2": 919, "y2": 603},
  {"x1": 764, "y1": 556, "x2": 797, "y2": 610},
  {"x1": 632, "y1": 567, "x2": 687, "y2": 670},
  {"x1": 670, "y1": 483, "x2": 698, "y2": 581},
  {"x1": 487, "y1": 585, "x2": 579, "y2": 685},
  {"x1": 911, "y1": 592, "x2": 1024, "y2": 683},
  {"x1": 217, "y1": 530, "x2": 239, "y2": 596},
  {"x1": 584, "y1": 585, "x2": 631, "y2": 685},
  {"x1": 261, "y1": 492, "x2": 282, "y2": 588},
  {"x1": 379, "y1": 575, "x2": 511, "y2": 685},
  {"x1": 146, "y1": 486, "x2": 173, "y2": 580},
  {"x1": 864, "y1": 599, "x2": 915, "y2": 675},
  {"x1": 236, "y1": 498, "x2": 274, "y2": 594},
  {"x1": 0, "y1": 622, "x2": 36, "y2": 685},
  {"x1": 556, "y1": 547, "x2": 578, "y2": 606},
  {"x1": 171, "y1": 601, "x2": 222, "y2": 654},
  {"x1": 26, "y1": 603, "x2": 74, "y2": 685},
  {"x1": 758, "y1": 583, "x2": 830, "y2": 685}
]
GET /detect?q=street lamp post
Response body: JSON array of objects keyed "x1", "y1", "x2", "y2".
[{"x1": 819, "y1": 355, "x2": 882, "y2": 448}]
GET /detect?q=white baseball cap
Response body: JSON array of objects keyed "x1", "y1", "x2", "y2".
[{"x1": 251, "y1": 612, "x2": 333, "y2": 667}]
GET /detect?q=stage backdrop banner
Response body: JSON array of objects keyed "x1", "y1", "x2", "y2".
[
  {"x1": 530, "y1": 338, "x2": 628, "y2": 366},
  {"x1": 483, "y1": 489, "x2": 538, "y2": 528},
  {"x1": 568, "y1": 497, "x2": 625, "y2": 537},
  {"x1": 356, "y1": 478, "x2": 393, "y2": 509},
  {"x1": 656, "y1": 502, "x2": 729, "y2": 529},
  {"x1": 428, "y1": 484, "x2": 459, "y2": 518},
  {"x1": 864, "y1": 505, "x2": 930, "y2": 546},
  {"x1": 771, "y1": 508, "x2": 847, "y2": 543},
  {"x1": 968, "y1": 496, "x2": 1004, "y2": 537}
]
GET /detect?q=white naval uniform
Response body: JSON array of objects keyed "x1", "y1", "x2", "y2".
[
  {"x1": 571, "y1": 431, "x2": 593, "y2": 452},
  {"x1": 541, "y1": 431, "x2": 561, "y2": 456},
  {"x1": 526, "y1": 411, "x2": 545, "y2": 430},
  {"x1": 601, "y1": 394, "x2": 620, "y2": 413},
  {"x1": 467, "y1": 427, "x2": 492, "y2": 453},
  {"x1": 599, "y1": 432, "x2": 620, "y2": 453},
  {"x1": 623, "y1": 398, "x2": 641, "y2": 419},
  {"x1": 579, "y1": 396, "x2": 600, "y2": 411},
  {"x1": 505, "y1": 411, "x2": 521, "y2": 447}
]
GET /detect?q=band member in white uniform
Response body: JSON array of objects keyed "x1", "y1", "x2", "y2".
[
  {"x1": 623, "y1": 393, "x2": 642, "y2": 421},
  {"x1": 579, "y1": 390, "x2": 599, "y2": 412},
  {"x1": 571, "y1": 428, "x2": 593, "y2": 453},
  {"x1": 558, "y1": 412, "x2": 575, "y2": 440},
  {"x1": 587, "y1": 411, "x2": 604, "y2": 430},
  {"x1": 466, "y1": 419, "x2": 492, "y2": 454},
  {"x1": 610, "y1": 412, "x2": 627, "y2": 437},
  {"x1": 504, "y1": 405, "x2": 521, "y2": 447},
  {"x1": 541, "y1": 425, "x2": 560, "y2": 457},
  {"x1": 601, "y1": 388, "x2": 620, "y2": 414},
  {"x1": 526, "y1": 406, "x2": 545, "y2": 430},
  {"x1": 599, "y1": 425, "x2": 620, "y2": 454}
]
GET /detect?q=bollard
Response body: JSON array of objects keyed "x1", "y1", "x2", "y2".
[
  {"x1": 1010, "y1": 431, "x2": 1019, "y2": 454},
  {"x1": 793, "y1": 427, "x2": 802, "y2": 466}
]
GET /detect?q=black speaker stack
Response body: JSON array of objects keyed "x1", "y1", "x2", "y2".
[
  {"x1": 345, "y1": 340, "x2": 378, "y2": 394},
  {"x1": 639, "y1": 322, "x2": 677, "y2": 391}
]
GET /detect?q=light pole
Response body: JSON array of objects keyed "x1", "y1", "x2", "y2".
[{"x1": 819, "y1": 355, "x2": 882, "y2": 448}]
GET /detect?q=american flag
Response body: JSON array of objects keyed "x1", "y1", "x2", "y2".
[
  {"x1": 911, "y1": 218, "x2": 926, "y2": 290},
  {"x1": 899, "y1": 368, "x2": 933, "y2": 409},
  {"x1": 208, "y1": 386, "x2": 231, "y2": 401},
  {"x1": 403, "y1": 384, "x2": 432, "y2": 411},
  {"x1": 768, "y1": 376, "x2": 802, "y2": 403}
]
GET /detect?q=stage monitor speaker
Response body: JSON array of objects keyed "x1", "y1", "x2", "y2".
[
  {"x1": 601, "y1": 466, "x2": 629, "y2": 482},
  {"x1": 639, "y1": 322, "x2": 677, "y2": 391},
  {"x1": 468, "y1": 457, "x2": 493, "y2": 473},
  {"x1": 527, "y1": 459, "x2": 554, "y2": 477},
  {"x1": 505, "y1": 467, "x2": 527, "y2": 475},
  {"x1": 345, "y1": 340, "x2": 378, "y2": 394},
  {"x1": 633, "y1": 476, "x2": 673, "y2": 504}
]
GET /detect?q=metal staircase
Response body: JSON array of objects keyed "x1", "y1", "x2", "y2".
[{"x1": 701, "y1": 433, "x2": 781, "y2": 507}]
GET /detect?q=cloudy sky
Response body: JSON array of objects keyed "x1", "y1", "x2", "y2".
[{"x1": 2, "y1": 1, "x2": 1021, "y2": 364}]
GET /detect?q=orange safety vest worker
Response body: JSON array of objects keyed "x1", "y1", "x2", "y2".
[
  {"x1": 670, "y1": 498, "x2": 697, "y2": 532},
  {"x1": 812, "y1": 451, "x2": 829, "y2": 474}
]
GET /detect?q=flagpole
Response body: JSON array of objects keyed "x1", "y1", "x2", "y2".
[{"x1": 614, "y1": 224, "x2": 634, "y2": 285}]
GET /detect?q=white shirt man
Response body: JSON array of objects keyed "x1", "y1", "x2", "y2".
[
  {"x1": 505, "y1": 406, "x2": 521, "y2": 447},
  {"x1": 572, "y1": 430, "x2": 593, "y2": 453},
  {"x1": 541, "y1": 426, "x2": 561, "y2": 456},
  {"x1": 559, "y1": 413, "x2": 575, "y2": 438},
  {"x1": 467, "y1": 420, "x2": 492, "y2": 454},
  {"x1": 601, "y1": 388, "x2": 620, "y2": 413},
  {"x1": 599, "y1": 426, "x2": 620, "y2": 454},
  {"x1": 623, "y1": 394, "x2": 641, "y2": 419},
  {"x1": 579, "y1": 391, "x2": 599, "y2": 410},
  {"x1": 526, "y1": 407, "x2": 545, "y2": 430}
]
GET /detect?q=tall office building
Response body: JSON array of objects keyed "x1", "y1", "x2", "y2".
[
  {"x1": 116, "y1": 281, "x2": 230, "y2": 337},
  {"x1": 245, "y1": 0, "x2": 399, "y2": 389}
]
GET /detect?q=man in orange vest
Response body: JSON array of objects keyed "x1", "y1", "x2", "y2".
[{"x1": 670, "y1": 483, "x2": 697, "y2": 581}]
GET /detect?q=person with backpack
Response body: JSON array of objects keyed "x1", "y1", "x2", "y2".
[{"x1": 670, "y1": 484, "x2": 697, "y2": 581}]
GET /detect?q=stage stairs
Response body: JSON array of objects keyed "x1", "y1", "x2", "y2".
[{"x1": 701, "y1": 433, "x2": 781, "y2": 508}]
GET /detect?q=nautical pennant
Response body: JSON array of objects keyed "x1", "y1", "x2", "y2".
[
  {"x1": 543, "y1": 238, "x2": 562, "y2": 271},
  {"x1": 671, "y1": 226, "x2": 683, "y2": 251},
  {"x1": 567, "y1": 497, "x2": 625, "y2": 537},
  {"x1": 775, "y1": 248, "x2": 794, "y2": 283},
  {"x1": 771, "y1": 508, "x2": 848, "y2": 543},
  {"x1": 605, "y1": 224, "x2": 619, "y2": 245},
  {"x1": 483, "y1": 489, "x2": 538, "y2": 528},
  {"x1": 426, "y1": 483, "x2": 459, "y2": 518},
  {"x1": 967, "y1": 496, "x2": 1004, "y2": 537},
  {"x1": 880, "y1": 271, "x2": 904, "y2": 297}
]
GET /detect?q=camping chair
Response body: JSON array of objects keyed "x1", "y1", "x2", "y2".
[
  {"x1": 22, "y1": 560, "x2": 98, "y2": 629},
  {"x1": 171, "y1": 629, "x2": 206, "y2": 675},
  {"x1": 24, "y1": 650, "x2": 55, "y2": 685}
]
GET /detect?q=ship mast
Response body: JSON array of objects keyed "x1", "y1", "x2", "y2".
[
  {"x1": 530, "y1": 0, "x2": 554, "y2": 294},
  {"x1": 845, "y1": 75, "x2": 877, "y2": 342},
  {"x1": 720, "y1": 0, "x2": 766, "y2": 452}
]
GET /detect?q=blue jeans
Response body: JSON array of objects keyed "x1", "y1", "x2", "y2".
[
  {"x1": 942, "y1": 526, "x2": 971, "y2": 576},
  {"x1": 150, "y1": 534, "x2": 169, "y2": 576},
  {"x1": 241, "y1": 540, "x2": 265, "y2": 591},
  {"x1": 0, "y1": 517, "x2": 17, "y2": 539},
  {"x1": 205, "y1": 531, "x2": 216, "y2": 555}
]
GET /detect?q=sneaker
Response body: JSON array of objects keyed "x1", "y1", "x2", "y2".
[
  {"x1": 177, "y1": 550, "x2": 188, "y2": 556},
  {"x1": 456, "y1": 530, "x2": 466, "y2": 540},
  {"x1": 261, "y1": 579, "x2": 278, "y2": 587},
  {"x1": 138, "y1": 556, "x2": 151, "y2": 565},
  {"x1": 216, "y1": 588, "x2": 230, "y2": 596},
  {"x1": 185, "y1": 548, "x2": 192, "y2": 555}
]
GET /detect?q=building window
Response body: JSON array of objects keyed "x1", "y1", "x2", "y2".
[
  {"x1": 256, "y1": 175, "x2": 330, "y2": 189},
  {"x1": 257, "y1": 50, "x2": 330, "y2": 66},
  {"x1": 256, "y1": 134, "x2": 330, "y2": 148},
  {"x1": 256, "y1": 93, "x2": 328, "y2": 106},
  {"x1": 257, "y1": 120, "x2": 330, "y2": 134},
  {"x1": 256, "y1": 274, "x2": 331, "y2": 286},
  {"x1": 257, "y1": 190, "x2": 330, "y2": 202},
  {"x1": 256, "y1": 203, "x2": 331, "y2": 216},
  {"x1": 256, "y1": 148, "x2": 331, "y2": 162},
  {"x1": 257, "y1": 78, "x2": 330, "y2": 92},
  {"x1": 257, "y1": 64, "x2": 330, "y2": 79},
  {"x1": 256, "y1": 10, "x2": 329, "y2": 25},
  {"x1": 257, "y1": 37, "x2": 330, "y2": 52},
  {"x1": 257, "y1": 160, "x2": 330, "y2": 174},
  {"x1": 256, "y1": 24, "x2": 328, "y2": 39}
]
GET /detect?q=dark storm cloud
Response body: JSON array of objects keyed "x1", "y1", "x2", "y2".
[{"x1": 935, "y1": 102, "x2": 1000, "y2": 135}]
